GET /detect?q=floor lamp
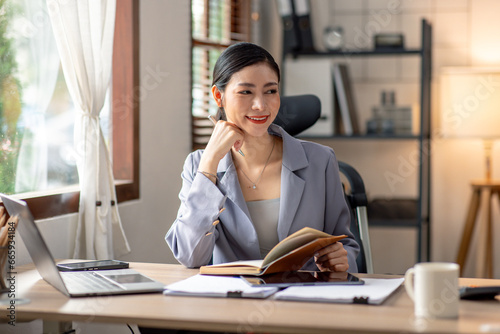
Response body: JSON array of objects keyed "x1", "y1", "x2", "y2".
[{"x1": 440, "y1": 67, "x2": 500, "y2": 278}]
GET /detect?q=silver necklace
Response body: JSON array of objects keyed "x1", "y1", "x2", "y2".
[{"x1": 238, "y1": 137, "x2": 276, "y2": 190}]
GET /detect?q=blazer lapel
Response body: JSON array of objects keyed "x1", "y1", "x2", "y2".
[
  {"x1": 217, "y1": 153, "x2": 250, "y2": 219},
  {"x1": 272, "y1": 125, "x2": 309, "y2": 240}
]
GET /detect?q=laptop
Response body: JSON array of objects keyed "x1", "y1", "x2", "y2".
[{"x1": 0, "y1": 193, "x2": 166, "y2": 297}]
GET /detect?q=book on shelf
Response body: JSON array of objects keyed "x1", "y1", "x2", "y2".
[
  {"x1": 199, "y1": 227, "x2": 346, "y2": 276},
  {"x1": 333, "y1": 88, "x2": 344, "y2": 134},
  {"x1": 332, "y1": 63, "x2": 360, "y2": 135}
]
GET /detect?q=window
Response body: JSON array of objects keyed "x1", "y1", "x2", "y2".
[
  {"x1": 0, "y1": 0, "x2": 139, "y2": 219},
  {"x1": 191, "y1": 0, "x2": 251, "y2": 150}
]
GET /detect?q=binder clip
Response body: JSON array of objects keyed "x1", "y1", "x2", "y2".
[
  {"x1": 353, "y1": 296, "x2": 369, "y2": 304},
  {"x1": 227, "y1": 290, "x2": 243, "y2": 298}
]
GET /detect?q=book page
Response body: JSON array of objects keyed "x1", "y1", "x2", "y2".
[
  {"x1": 263, "y1": 235, "x2": 344, "y2": 274},
  {"x1": 199, "y1": 259, "x2": 264, "y2": 275},
  {"x1": 262, "y1": 227, "x2": 332, "y2": 268},
  {"x1": 205, "y1": 259, "x2": 263, "y2": 268}
]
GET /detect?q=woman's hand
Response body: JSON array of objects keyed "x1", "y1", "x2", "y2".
[
  {"x1": 198, "y1": 119, "x2": 245, "y2": 174},
  {"x1": 314, "y1": 242, "x2": 349, "y2": 272}
]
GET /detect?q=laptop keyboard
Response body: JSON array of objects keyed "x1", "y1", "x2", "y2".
[{"x1": 62, "y1": 271, "x2": 124, "y2": 293}]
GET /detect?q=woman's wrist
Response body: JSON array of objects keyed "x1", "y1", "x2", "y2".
[
  {"x1": 197, "y1": 156, "x2": 218, "y2": 184},
  {"x1": 198, "y1": 152, "x2": 220, "y2": 173},
  {"x1": 197, "y1": 170, "x2": 218, "y2": 183}
]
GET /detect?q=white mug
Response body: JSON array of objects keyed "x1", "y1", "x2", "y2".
[{"x1": 405, "y1": 262, "x2": 460, "y2": 319}]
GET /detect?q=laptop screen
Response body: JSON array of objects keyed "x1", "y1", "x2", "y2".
[{"x1": 1, "y1": 194, "x2": 70, "y2": 295}]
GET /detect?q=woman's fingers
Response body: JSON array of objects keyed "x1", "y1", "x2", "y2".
[
  {"x1": 205, "y1": 120, "x2": 245, "y2": 160},
  {"x1": 314, "y1": 242, "x2": 349, "y2": 272}
]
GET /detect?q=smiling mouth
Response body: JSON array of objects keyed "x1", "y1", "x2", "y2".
[{"x1": 246, "y1": 115, "x2": 269, "y2": 123}]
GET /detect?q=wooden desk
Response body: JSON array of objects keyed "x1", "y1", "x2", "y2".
[{"x1": 1, "y1": 262, "x2": 500, "y2": 333}]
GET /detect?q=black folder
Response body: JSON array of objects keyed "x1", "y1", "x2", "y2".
[
  {"x1": 293, "y1": 0, "x2": 314, "y2": 52},
  {"x1": 277, "y1": 0, "x2": 300, "y2": 53}
]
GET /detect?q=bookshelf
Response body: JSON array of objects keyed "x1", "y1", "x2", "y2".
[{"x1": 281, "y1": 19, "x2": 432, "y2": 262}]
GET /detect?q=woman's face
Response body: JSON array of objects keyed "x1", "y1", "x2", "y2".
[{"x1": 216, "y1": 63, "x2": 280, "y2": 138}]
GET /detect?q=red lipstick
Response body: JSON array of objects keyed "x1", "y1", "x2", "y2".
[{"x1": 246, "y1": 115, "x2": 269, "y2": 124}]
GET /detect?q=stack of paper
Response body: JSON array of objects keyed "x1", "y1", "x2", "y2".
[
  {"x1": 163, "y1": 274, "x2": 278, "y2": 299},
  {"x1": 273, "y1": 278, "x2": 404, "y2": 305}
]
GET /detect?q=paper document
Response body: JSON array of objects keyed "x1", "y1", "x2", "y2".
[
  {"x1": 163, "y1": 274, "x2": 278, "y2": 299},
  {"x1": 273, "y1": 277, "x2": 404, "y2": 305}
]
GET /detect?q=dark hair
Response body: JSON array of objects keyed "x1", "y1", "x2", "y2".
[{"x1": 212, "y1": 42, "x2": 280, "y2": 120}]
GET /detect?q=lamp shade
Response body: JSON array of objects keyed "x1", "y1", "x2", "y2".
[{"x1": 439, "y1": 67, "x2": 500, "y2": 139}]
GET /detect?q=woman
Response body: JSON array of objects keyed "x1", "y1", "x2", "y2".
[{"x1": 166, "y1": 42, "x2": 359, "y2": 273}]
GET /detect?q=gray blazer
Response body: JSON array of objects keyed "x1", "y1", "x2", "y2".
[{"x1": 165, "y1": 124, "x2": 359, "y2": 272}]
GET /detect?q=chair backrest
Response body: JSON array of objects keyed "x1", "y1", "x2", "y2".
[
  {"x1": 273, "y1": 94, "x2": 321, "y2": 136},
  {"x1": 275, "y1": 94, "x2": 373, "y2": 274},
  {"x1": 338, "y1": 161, "x2": 374, "y2": 274}
]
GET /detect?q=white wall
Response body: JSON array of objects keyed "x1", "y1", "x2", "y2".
[{"x1": 117, "y1": 0, "x2": 191, "y2": 265}]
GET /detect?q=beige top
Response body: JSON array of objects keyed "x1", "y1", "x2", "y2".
[{"x1": 246, "y1": 198, "x2": 280, "y2": 258}]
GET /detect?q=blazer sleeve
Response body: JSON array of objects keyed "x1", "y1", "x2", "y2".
[{"x1": 165, "y1": 151, "x2": 226, "y2": 268}]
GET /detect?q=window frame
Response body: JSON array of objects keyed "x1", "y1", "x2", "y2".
[
  {"x1": 1, "y1": 0, "x2": 140, "y2": 219},
  {"x1": 191, "y1": 0, "x2": 251, "y2": 150}
]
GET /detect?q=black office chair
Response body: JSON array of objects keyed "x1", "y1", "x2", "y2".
[
  {"x1": 273, "y1": 94, "x2": 321, "y2": 136},
  {"x1": 338, "y1": 161, "x2": 373, "y2": 274},
  {"x1": 274, "y1": 94, "x2": 374, "y2": 274}
]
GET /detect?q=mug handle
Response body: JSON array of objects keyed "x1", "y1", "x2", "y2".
[{"x1": 404, "y1": 268, "x2": 415, "y2": 301}]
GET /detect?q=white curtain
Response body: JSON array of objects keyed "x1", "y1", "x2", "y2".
[
  {"x1": 47, "y1": 0, "x2": 130, "y2": 259},
  {"x1": 15, "y1": 0, "x2": 60, "y2": 193}
]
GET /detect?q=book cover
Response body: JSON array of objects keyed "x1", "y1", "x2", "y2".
[
  {"x1": 199, "y1": 227, "x2": 346, "y2": 276},
  {"x1": 333, "y1": 63, "x2": 360, "y2": 135}
]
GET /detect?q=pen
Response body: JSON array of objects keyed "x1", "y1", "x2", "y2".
[{"x1": 207, "y1": 115, "x2": 245, "y2": 157}]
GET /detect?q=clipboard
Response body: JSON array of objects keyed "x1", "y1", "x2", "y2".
[
  {"x1": 163, "y1": 274, "x2": 278, "y2": 299},
  {"x1": 273, "y1": 278, "x2": 404, "y2": 305}
]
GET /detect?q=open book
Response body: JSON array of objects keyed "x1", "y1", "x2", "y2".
[{"x1": 200, "y1": 227, "x2": 346, "y2": 276}]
